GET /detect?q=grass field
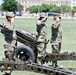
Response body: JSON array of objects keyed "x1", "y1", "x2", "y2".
[{"x1": 0, "y1": 17, "x2": 76, "y2": 75}]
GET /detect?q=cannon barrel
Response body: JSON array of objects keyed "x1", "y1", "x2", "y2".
[{"x1": 16, "y1": 29, "x2": 37, "y2": 47}]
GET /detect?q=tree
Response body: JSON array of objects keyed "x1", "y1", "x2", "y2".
[
  {"x1": 30, "y1": 6, "x2": 38, "y2": 13},
  {"x1": 61, "y1": 5, "x2": 71, "y2": 13},
  {"x1": 29, "y1": 4, "x2": 61, "y2": 13},
  {"x1": 73, "y1": 6, "x2": 76, "y2": 12},
  {"x1": 41, "y1": 4, "x2": 50, "y2": 12},
  {"x1": 49, "y1": 5, "x2": 61, "y2": 13},
  {"x1": 0, "y1": 5, "x2": 3, "y2": 11},
  {"x1": 17, "y1": 3, "x2": 23, "y2": 13},
  {"x1": 2, "y1": 0, "x2": 18, "y2": 12}
]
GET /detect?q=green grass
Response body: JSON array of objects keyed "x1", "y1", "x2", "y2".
[{"x1": 0, "y1": 17, "x2": 76, "y2": 75}]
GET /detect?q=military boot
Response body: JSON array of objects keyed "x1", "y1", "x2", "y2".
[{"x1": 52, "y1": 60, "x2": 58, "y2": 67}]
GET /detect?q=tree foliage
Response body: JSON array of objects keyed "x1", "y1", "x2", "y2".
[
  {"x1": 30, "y1": 6, "x2": 38, "y2": 13},
  {"x1": 17, "y1": 3, "x2": 23, "y2": 13},
  {"x1": 73, "y1": 6, "x2": 76, "y2": 12},
  {"x1": 49, "y1": 5, "x2": 61, "y2": 13},
  {"x1": 41, "y1": 4, "x2": 50, "y2": 12},
  {"x1": 30, "y1": 4, "x2": 61, "y2": 13},
  {"x1": 61, "y1": 5, "x2": 71, "y2": 13},
  {"x1": 0, "y1": 5, "x2": 3, "y2": 11},
  {"x1": 2, "y1": 0, "x2": 18, "y2": 12}
]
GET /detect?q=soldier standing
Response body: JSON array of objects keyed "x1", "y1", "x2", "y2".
[
  {"x1": 50, "y1": 14, "x2": 62, "y2": 53},
  {"x1": 50, "y1": 14, "x2": 62, "y2": 67},
  {"x1": 3, "y1": 12, "x2": 17, "y2": 75},
  {"x1": 71, "y1": 10, "x2": 74, "y2": 21},
  {"x1": 36, "y1": 13, "x2": 47, "y2": 64}
]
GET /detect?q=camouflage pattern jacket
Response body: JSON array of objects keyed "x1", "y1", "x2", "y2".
[
  {"x1": 3, "y1": 22, "x2": 17, "y2": 46},
  {"x1": 51, "y1": 22, "x2": 62, "y2": 44},
  {"x1": 36, "y1": 20, "x2": 47, "y2": 43}
]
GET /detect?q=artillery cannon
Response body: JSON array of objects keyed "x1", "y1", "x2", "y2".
[{"x1": 0, "y1": 23, "x2": 76, "y2": 75}]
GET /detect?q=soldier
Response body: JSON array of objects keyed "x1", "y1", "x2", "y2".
[
  {"x1": 3, "y1": 12, "x2": 17, "y2": 75},
  {"x1": 71, "y1": 10, "x2": 75, "y2": 21},
  {"x1": 50, "y1": 14, "x2": 62, "y2": 53},
  {"x1": 50, "y1": 14, "x2": 62, "y2": 67},
  {"x1": 36, "y1": 13, "x2": 47, "y2": 64}
]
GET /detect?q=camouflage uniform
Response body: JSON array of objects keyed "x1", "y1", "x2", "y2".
[
  {"x1": 36, "y1": 13, "x2": 47, "y2": 59},
  {"x1": 50, "y1": 14, "x2": 62, "y2": 53},
  {"x1": 3, "y1": 12, "x2": 17, "y2": 75},
  {"x1": 50, "y1": 16, "x2": 62, "y2": 67},
  {"x1": 51, "y1": 22, "x2": 62, "y2": 53},
  {"x1": 3, "y1": 12, "x2": 17, "y2": 60}
]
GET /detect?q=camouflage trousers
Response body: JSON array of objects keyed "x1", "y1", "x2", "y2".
[
  {"x1": 3, "y1": 42, "x2": 16, "y2": 60},
  {"x1": 37, "y1": 42, "x2": 46, "y2": 57},
  {"x1": 51, "y1": 43, "x2": 61, "y2": 67},
  {"x1": 51, "y1": 43, "x2": 61, "y2": 53},
  {"x1": 3, "y1": 44, "x2": 15, "y2": 75},
  {"x1": 36, "y1": 42, "x2": 46, "y2": 64}
]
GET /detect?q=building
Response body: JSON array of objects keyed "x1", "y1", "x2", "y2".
[
  {"x1": 17, "y1": 0, "x2": 73, "y2": 13},
  {"x1": 71, "y1": 0, "x2": 76, "y2": 9}
]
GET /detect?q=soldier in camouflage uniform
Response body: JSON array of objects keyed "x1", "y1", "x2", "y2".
[
  {"x1": 50, "y1": 14, "x2": 62, "y2": 53},
  {"x1": 50, "y1": 14, "x2": 62, "y2": 67},
  {"x1": 36, "y1": 13, "x2": 47, "y2": 64},
  {"x1": 3, "y1": 12, "x2": 17, "y2": 75}
]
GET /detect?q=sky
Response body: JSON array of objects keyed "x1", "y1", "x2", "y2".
[{"x1": 0, "y1": 0, "x2": 3, "y2": 5}]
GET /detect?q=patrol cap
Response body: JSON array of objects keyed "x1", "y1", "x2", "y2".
[
  {"x1": 40, "y1": 13, "x2": 47, "y2": 18},
  {"x1": 6, "y1": 12, "x2": 15, "y2": 17}
]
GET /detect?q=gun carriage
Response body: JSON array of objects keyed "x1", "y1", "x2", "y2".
[{"x1": 0, "y1": 23, "x2": 76, "y2": 75}]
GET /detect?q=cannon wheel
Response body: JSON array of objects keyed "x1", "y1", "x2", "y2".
[{"x1": 15, "y1": 45, "x2": 35, "y2": 62}]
